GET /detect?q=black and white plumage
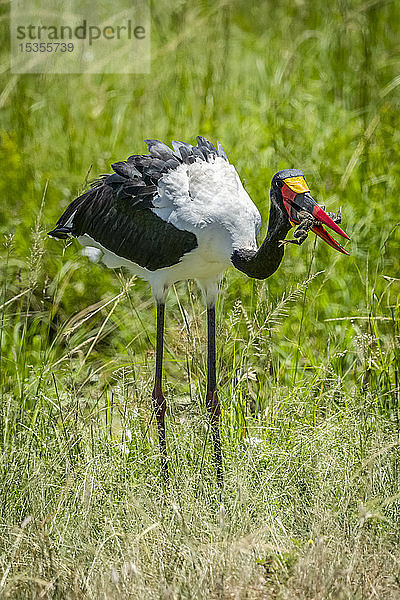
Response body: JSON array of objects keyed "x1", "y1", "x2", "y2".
[
  {"x1": 49, "y1": 136, "x2": 349, "y2": 484},
  {"x1": 49, "y1": 137, "x2": 263, "y2": 306}
]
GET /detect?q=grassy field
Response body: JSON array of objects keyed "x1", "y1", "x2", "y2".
[{"x1": 1, "y1": 0, "x2": 400, "y2": 597}]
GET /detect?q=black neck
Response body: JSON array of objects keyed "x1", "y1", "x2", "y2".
[{"x1": 231, "y1": 189, "x2": 292, "y2": 280}]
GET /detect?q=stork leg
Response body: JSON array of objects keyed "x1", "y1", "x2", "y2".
[
  {"x1": 152, "y1": 302, "x2": 168, "y2": 482},
  {"x1": 206, "y1": 305, "x2": 223, "y2": 485}
]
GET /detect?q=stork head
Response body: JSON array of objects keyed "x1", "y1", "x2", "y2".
[{"x1": 271, "y1": 169, "x2": 350, "y2": 255}]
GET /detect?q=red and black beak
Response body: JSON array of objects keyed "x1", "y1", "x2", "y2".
[{"x1": 281, "y1": 183, "x2": 350, "y2": 255}]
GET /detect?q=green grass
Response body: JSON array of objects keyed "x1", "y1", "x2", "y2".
[{"x1": 1, "y1": 0, "x2": 400, "y2": 597}]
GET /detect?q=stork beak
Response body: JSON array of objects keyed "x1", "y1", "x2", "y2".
[{"x1": 281, "y1": 183, "x2": 350, "y2": 255}]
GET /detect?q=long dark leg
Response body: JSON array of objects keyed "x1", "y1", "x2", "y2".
[
  {"x1": 152, "y1": 303, "x2": 168, "y2": 482},
  {"x1": 206, "y1": 305, "x2": 223, "y2": 485}
]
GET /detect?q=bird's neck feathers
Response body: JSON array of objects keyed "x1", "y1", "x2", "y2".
[{"x1": 231, "y1": 188, "x2": 292, "y2": 280}]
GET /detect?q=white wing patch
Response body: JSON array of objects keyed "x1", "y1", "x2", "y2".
[{"x1": 152, "y1": 156, "x2": 261, "y2": 253}]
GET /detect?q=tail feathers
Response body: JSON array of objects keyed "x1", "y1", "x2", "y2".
[{"x1": 47, "y1": 226, "x2": 72, "y2": 239}]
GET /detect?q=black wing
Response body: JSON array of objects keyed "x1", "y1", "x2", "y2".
[{"x1": 48, "y1": 137, "x2": 229, "y2": 271}]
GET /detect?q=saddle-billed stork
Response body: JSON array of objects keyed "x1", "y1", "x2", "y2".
[{"x1": 49, "y1": 137, "x2": 349, "y2": 485}]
